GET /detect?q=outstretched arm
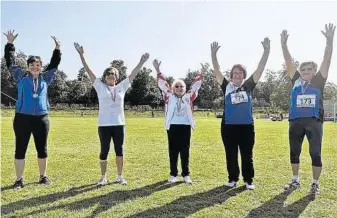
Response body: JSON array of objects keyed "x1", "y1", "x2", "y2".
[
  {"x1": 128, "y1": 53, "x2": 150, "y2": 82},
  {"x1": 74, "y1": 42, "x2": 96, "y2": 83},
  {"x1": 3, "y1": 30, "x2": 24, "y2": 82},
  {"x1": 252, "y1": 37, "x2": 270, "y2": 83},
  {"x1": 154, "y1": 59, "x2": 171, "y2": 94},
  {"x1": 44, "y1": 36, "x2": 62, "y2": 85},
  {"x1": 188, "y1": 63, "x2": 206, "y2": 101},
  {"x1": 211, "y1": 42, "x2": 225, "y2": 85},
  {"x1": 319, "y1": 23, "x2": 335, "y2": 79},
  {"x1": 281, "y1": 30, "x2": 296, "y2": 79},
  {"x1": 45, "y1": 36, "x2": 61, "y2": 71}
]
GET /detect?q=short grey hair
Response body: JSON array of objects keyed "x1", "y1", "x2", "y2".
[{"x1": 299, "y1": 61, "x2": 318, "y2": 72}]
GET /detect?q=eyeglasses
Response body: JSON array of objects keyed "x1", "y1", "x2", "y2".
[
  {"x1": 300, "y1": 68, "x2": 313, "y2": 71},
  {"x1": 175, "y1": 85, "x2": 184, "y2": 88}
]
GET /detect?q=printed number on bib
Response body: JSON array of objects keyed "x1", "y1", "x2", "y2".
[
  {"x1": 296, "y1": 94, "x2": 316, "y2": 108},
  {"x1": 231, "y1": 91, "x2": 248, "y2": 104}
]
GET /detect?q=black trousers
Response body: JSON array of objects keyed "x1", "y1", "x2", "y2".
[
  {"x1": 167, "y1": 124, "x2": 191, "y2": 177},
  {"x1": 13, "y1": 113, "x2": 50, "y2": 159},
  {"x1": 221, "y1": 123, "x2": 255, "y2": 184},
  {"x1": 98, "y1": 125, "x2": 125, "y2": 159}
]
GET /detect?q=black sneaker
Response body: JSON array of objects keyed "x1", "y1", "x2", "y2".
[
  {"x1": 311, "y1": 183, "x2": 320, "y2": 195},
  {"x1": 13, "y1": 178, "x2": 24, "y2": 189},
  {"x1": 39, "y1": 176, "x2": 51, "y2": 185},
  {"x1": 284, "y1": 180, "x2": 300, "y2": 190}
]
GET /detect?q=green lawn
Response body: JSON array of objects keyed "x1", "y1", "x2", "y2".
[{"x1": 1, "y1": 114, "x2": 337, "y2": 218}]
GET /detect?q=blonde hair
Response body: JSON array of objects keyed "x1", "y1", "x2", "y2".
[{"x1": 103, "y1": 67, "x2": 119, "y2": 80}]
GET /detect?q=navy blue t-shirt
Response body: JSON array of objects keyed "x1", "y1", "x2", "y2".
[
  {"x1": 289, "y1": 71, "x2": 326, "y2": 121},
  {"x1": 221, "y1": 75, "x2": 257, "y2": 124}
]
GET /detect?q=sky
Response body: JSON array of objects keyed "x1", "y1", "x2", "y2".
[{"x1": 1, "y1": 1, "x2": 337, "y2": 84}]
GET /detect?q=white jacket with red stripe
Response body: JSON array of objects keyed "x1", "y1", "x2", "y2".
[{"x1": 157, "y1": 71, "x2": 204, "y2": 130}]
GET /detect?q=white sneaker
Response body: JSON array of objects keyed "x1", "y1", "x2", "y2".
[
  {"x1": 168, "y1": 176, "x2": 177, "y2": 183},
  {"x1": 183, "y1": 176, "x2": 192, "y2": 184},
  {"x1": 116, "y1": 176, "x2": 127, "y2": 185},
  {"x1": 225, "y1": 181, "x2": 237, "y2": 188},
  {"x1": 97, "y1": 177, "x2": 107, "y2": 186},
  {"x1": 245, "y1": 183, "x2": 255, "y2": 190}
]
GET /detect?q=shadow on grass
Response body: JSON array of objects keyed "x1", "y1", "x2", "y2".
[
  {"x1": 127, "y1": 185, "x2": 247, "y2": 218},
  {"x1": 22, "y1": 180, "x2": 182, "y2": 217},
  {"x1": 246, "y1": 189, "x2": 316, "y2": 217},
  {"x1": 1, "y1": 182, "x2": 39, "y2": 192},
  {"x1": 1, "y1": 184, "x2": 98, "y2": 215}
]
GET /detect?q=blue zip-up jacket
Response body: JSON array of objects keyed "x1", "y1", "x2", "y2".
[{"x1": 4, "y1": 43, "x2": 61, "y2": 115}]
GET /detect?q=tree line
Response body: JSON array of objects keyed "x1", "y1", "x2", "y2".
[{"x1": 1, "y1": 51, "x2": 337, "y2": 111}]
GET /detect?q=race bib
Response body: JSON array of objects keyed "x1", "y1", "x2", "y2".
[
  {"x1": 231, "y1": 91, "x2": 248, "y2": 104},
  {"x1": 296, "y1": 94, "x2": 316, "y2": 108}
]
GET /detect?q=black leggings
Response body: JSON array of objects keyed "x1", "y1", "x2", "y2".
[
  {"x1": 98, "y1": 125, "x2": 125, "y2": 160},
  {"x1": 221, "y1": 123, "x2": 255, "y2": 184},
  {"x1": 289, "y1": 118, "x2": 323, "y2": 167},
  {"x1": 13, "y1": 113, "x2": 50, "y2": 159},
  {"x1": 167, "y1": 124, "x2": 191, "y2": 177}
]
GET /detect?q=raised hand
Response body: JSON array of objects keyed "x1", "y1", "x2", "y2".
[
  {"x1": 211, "y1": 42, "x2": 221, "y2": 55},
  {"x1": 153, "y1": 59, "x2": 161, "y2": 72},
  {"x1": 321, "y1": 23, "x2": 336, "y2": 44},
  {"x1": 281, "y1": 30, "x2": 288, "y2": 46},
  {"x1": 261, "y1": 37, "x2": 270, "y2": 50},
  {"x1": 140, "y1": 53, "x2": 150, "y2": 64},
  {"x1": 51, "y1": 36, "x2": 60, "y2": 49},
  {"x1": 200, "y1": 63, "x2": 207, "y2": 73},
  {"x1": 74, "y1": 42, "x2": 84, "y2": 55},
  {"x1": 3, "y1": 30, "x2": 18, "y2": 43}
]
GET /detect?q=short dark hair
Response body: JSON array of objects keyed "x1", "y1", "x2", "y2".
[
  {"x1": 27, "y1": 55, "x2": 42, "y2": 66},
  {"x1": 230, "y1": 64, "x2": 247, "y2": 79}
]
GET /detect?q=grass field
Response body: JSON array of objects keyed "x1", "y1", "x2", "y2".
[{"x1": 1, "y1": 113, "x2": 337, "y2": 218}]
